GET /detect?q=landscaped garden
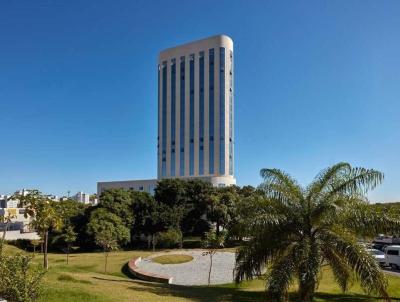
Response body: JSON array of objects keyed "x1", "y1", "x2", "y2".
[
  {"x1": 3, "y1": 163, "x2": 400, "y2": 301},
  {"x1": 3, "y1": 245, "x2": 400, "y2": 302}
]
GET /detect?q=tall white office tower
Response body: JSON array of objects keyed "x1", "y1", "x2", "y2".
[{"x1": 158, "y1": 35, "x2": 236, "y2": 187}]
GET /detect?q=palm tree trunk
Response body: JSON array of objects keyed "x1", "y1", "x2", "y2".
[
  {"x1": 299, "y1": 279, "x2": 316, "y2": 302},
  {"x1": 44, "y1": 230, "x2": 49, "y2": 269}
]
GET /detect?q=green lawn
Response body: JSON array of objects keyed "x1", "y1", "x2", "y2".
[
  {"x1": 152, "y1": 254, "x2": 194, "y2": 265},
  {"x1": 4, "y1": 245, "x2": 400, "y2": 302}
]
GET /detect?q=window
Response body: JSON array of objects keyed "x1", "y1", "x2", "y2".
[
  {"x1": 387, "y1": 250, "x2": 399, "y2": 256},
  {"x1": 199, "y1": 51, "x2": 204, "y2": 175},
  {"x1": 139, "y1": 186, "x2": 144, "y2": 191},
  {"x1": 161, "y1": 61, "x2": 167, "y2": 177},
  {"x1": 189, "y1": 53, "x2": 195, "y2": 175},
  {"x1": 219, "y1": 47, "x2": 225, "y2": 175},
  {"x1": 170, "y1": 58, "x2": 176, "y2": 176},
  {"x1": 209, "y1": 48, "x2": 215, "y2": 174},
  {"x1": 229, "y1": 49, "x2": 234, "y2": 176},
  {"x1": 180, "y1": 56, "x2": 185, "y2": 176}
]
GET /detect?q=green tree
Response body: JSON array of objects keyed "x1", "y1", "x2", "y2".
[
  {"x1": 63, "y1": 225, "x2": 77, "y2": 265},
  {"x1": 87, "y1": 208, "x2": 130, "y2": 273},
  {"x1": 202, "y1": 229, "x2": 226, "y2": 286},
  {"x1": 207, "y1": 187, "x2": 238, "y2": 236},
  {"x1": 99, "y1": 189, "x2": 134, "y2": 227},
  {"x1": 235, "y1": 163, "x2": 400, "y2": 302},
  {"x1": 131, "y1": 191, "x2": 163, "y2": 250},
  {"x1": 17, "y1": 190, "x2": 63, "y2": 269},
  {"x1": 0, "y1": 211, "x2": 17, "y2": 255},
  {"x1": 30, "y1": 239, "x2": 41, "y2": 254}
]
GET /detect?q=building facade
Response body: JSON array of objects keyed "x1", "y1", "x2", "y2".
[
  {"x1": 157, "y1": 35, "x2": 235, "y2": 185},
  {"x1": 98, "y1": 35, "x2": 236, "y2": 196}
]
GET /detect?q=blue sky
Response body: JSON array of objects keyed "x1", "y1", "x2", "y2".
[{"x1": 0, "y1": 1, "x2": 399, "y2": 202}]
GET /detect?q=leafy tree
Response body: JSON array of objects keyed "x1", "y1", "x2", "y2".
[
  {"x1": 183, "y1": 180, "x2": 214, "y2": 235},
  {"x1": 155, "y1": 229, "x2": 182, "y2": 248},
  {"x1": 87, "y1": 208, "x2": 130, "y2": 273},
  {"x1": 30, "y1": 239, "x2": 41, "y2": 254},
  {"x1": 235, "y1": 163, "x2": 400, "y2": 302},
  {"x1": 154, "y1": 179, "x2": 187, "y2": 208},
  {"x1": 17, "y1": 190, "x2": 63, "y2": 269},
  {"x1": 99, "y1": 189, "x2": 134, "y2": 227},
  {"x1": 0, "y1": 252, "x2": 45, "y2": 302},
  {"x1": 50, "y1": 199, "x2": 86, "y2": 250},
  {"x1": 63, "y1": 225, "x2": 77, "y2": 265},
  {"x1": 202, "y1": 229, "x2": 226, "y2": 286},
  {"x1": 0, "y1": 211, "x2": 17, "y2": 255},
  {"x1": 229, "y1": 193, "x2": 268, "y2": 240},
  {"x1": 155, "y1": 179, "x2": 192, "y2": 246},
  {"x1": 207, "y1": 187, "x2": 238, "y2": 236},
  {"x1": 131, "y1": 191, "x2": 163, "y2": 249}
]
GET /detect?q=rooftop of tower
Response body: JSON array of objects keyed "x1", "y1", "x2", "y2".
[{"x1": 159, "y1": 34, "x2": 233, "y2": 62}]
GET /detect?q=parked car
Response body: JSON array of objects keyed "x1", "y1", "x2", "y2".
[
  {"x1": 385, "y1": 245, "x2": 400, "y2": 270},
  {"x1": 372, "y1": 243, "x2": 387, "y2": 252},
  {"x1": 367, "y1": 248, "x2": 386, "y2": 267}
]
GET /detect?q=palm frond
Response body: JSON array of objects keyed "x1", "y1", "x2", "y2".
[
  {"x1": 341, "y1": 200, "x2": 400, "y2": 237},
  {"x1": 319, "y1": 230, "x2": 390, "y2": 300},
  {"x1": 235, "y1": 223, "x2": 297, "y2": 282},
  {"x1": 266, "y1": 243, "x2": 298, "y2": 302},
  {"x1": 307, "y1": 162, "x2": 351, "y2": 201},
  {"x1": 321, "y1": 246, "x2": 352, "y2": 292},
  {"x1": 330, "y1": 167, "x2": 384, "y2": 196},
  {"x1": 259, "y1": 169, "x2": 304, "y2": 211}
]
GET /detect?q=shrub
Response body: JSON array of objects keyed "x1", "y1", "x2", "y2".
[
  {"x1": 156, "y1": 229, "x2": 182, "y2": 248},
  {"x1": 0, "y1": 253, "x2": 45, "y2": 302}
]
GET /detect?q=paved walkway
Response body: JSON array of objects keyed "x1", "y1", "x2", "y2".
[{"x1": 136, "y1": 250, "x2": 236, "y2": 285}]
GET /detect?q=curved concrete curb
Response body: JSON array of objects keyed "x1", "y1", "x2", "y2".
[{"x1": 128, "y1": 257, "x2": 173, "y2": 284}]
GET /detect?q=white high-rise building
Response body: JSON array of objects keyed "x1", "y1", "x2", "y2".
[
  {"x1": 158, "y1": 35, "x2": 235, "y2": 186},
  {"x1": 98, "y1": 35, "x2": 236, "y2": 195}
]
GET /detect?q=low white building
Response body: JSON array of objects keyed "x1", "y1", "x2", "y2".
[
  {"x1": 0, "y1": 195, "x2": 19, "y2": 208},
  {"x1": 0, "y1": 208, "x2": 32, "y2": 232}
]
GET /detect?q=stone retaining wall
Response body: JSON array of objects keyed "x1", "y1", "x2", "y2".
[{"x1": 128, "y1": 257, "x2": 173, "y2": 284}]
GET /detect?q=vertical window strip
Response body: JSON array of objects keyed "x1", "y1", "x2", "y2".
[
  {"x1": 219, "y1": 47, "x2": 225, "y2": 175},
  {"x1": 199, "y1": 51, "x2": 204, "y2": 175},
  {"x1": 162, "y1": 61, "x2": 167, "y2": 177},
  {"x1": 209, "y1": 49, "x2": 215, "y2": 174},
  {"x1": 157, "y1": 65, "x2": 160, "y2": 175},
  {"x1": 170, "y1": 59, "x2": 176, "y2": 176},
  {"x1": 189, "y1": 54, "x2": 195, "y2": 176},
  {"x1": 229, "y1": 50, "x2": 233, "y2": 176},
  {"x1": 179, "y1": 56, "x2": 185, "y2": 176}
]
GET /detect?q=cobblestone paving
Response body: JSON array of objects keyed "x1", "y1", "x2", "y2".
[{"x1": 136, "y1": 250, "x2": 236, "y2": 285}]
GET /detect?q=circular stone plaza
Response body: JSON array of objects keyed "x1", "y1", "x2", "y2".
[{"x1": 133, "y1": 250, "x2": 236, "y2": 286}]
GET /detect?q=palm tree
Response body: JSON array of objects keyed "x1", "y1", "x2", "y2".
[{"x1": 235, "y1": 163, "x2": 400, "y2": 302}]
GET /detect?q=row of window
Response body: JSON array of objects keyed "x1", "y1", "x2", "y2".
[{"x1": 159, "y1": 47, "x2": 233, "y2": 177}]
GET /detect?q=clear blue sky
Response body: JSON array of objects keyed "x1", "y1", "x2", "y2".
[{"x1": 1, "y1": 1, "x2": 399, "y2": 202}]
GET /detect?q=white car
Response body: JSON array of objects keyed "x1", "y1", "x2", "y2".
[
  {"x1": 367, "y1": 248, "x2": 386, "y2": 267},
  {"x1": 385, "y1": 245, "x2": 400, "y2": 270}
]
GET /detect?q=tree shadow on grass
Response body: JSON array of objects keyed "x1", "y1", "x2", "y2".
[
  {"x1": 92, "y1": 276, "x2": 400, "y2": 302},
  {"x1": 121, "y1": 262, "x2": 132, "y2": 278},
  {"x1": 314, "y1": 292, "x2": 400, "y2": 302}
]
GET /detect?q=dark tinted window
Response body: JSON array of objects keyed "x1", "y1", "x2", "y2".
[{"x1": 387, "y1": 250, "x2": 399, "y2": 256}]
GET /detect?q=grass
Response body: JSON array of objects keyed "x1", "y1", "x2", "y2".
[
  {"x1": 4, "y1": 244, "x2": 400, "y2": 302},
  {"x1": 152, "y1": 254, "x2": 194, "y2": 264}
]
